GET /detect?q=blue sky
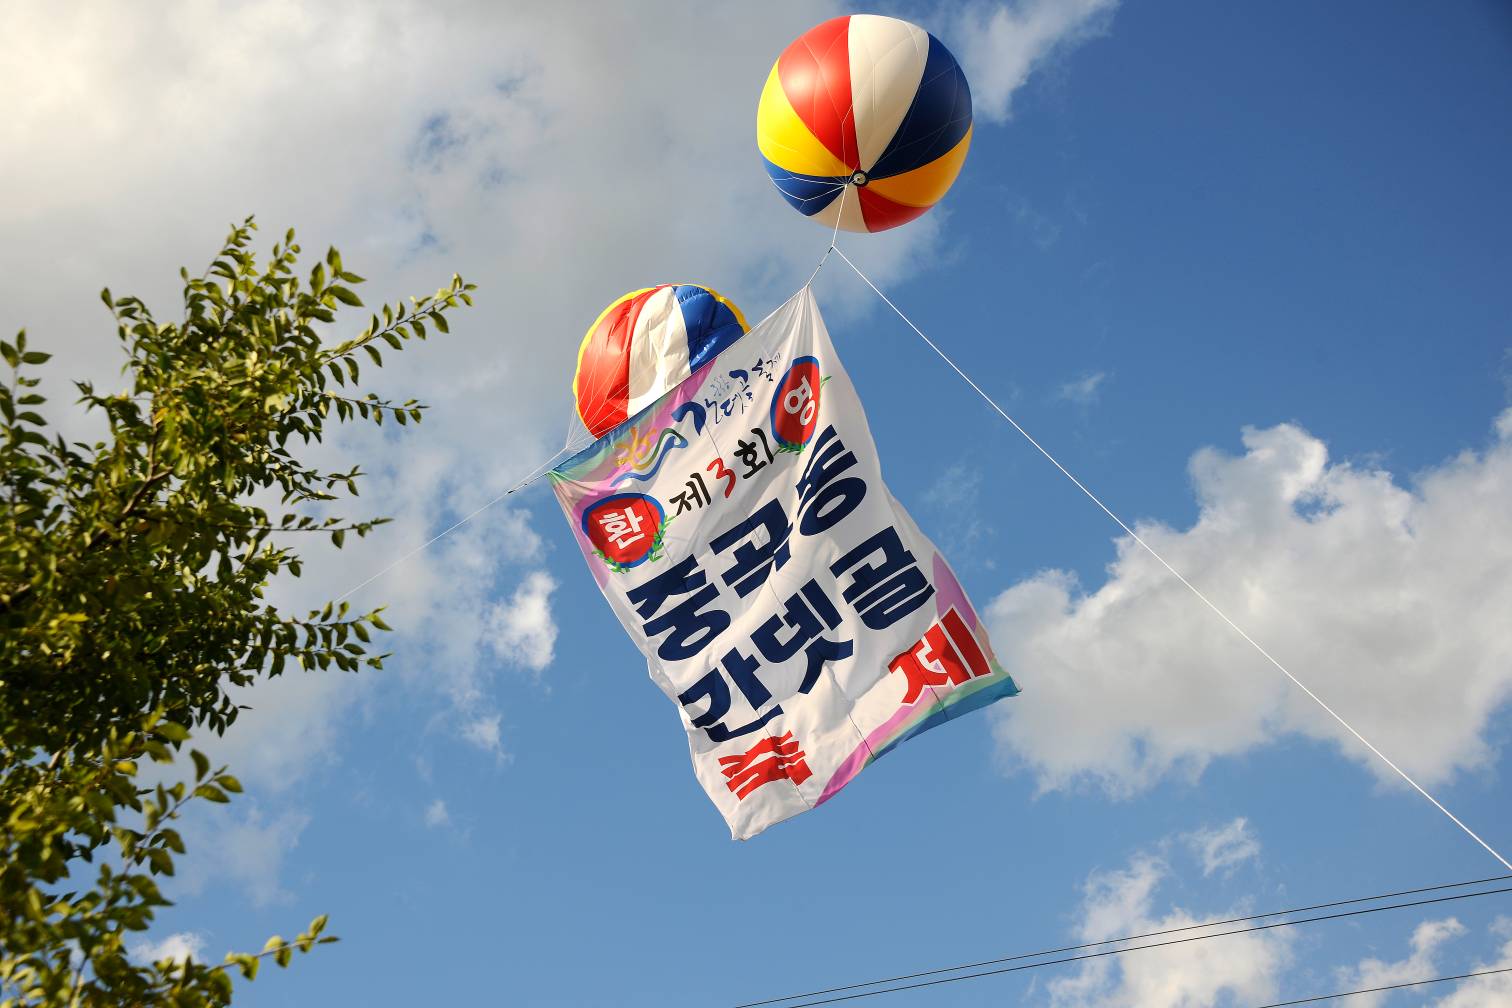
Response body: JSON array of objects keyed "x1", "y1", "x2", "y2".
[{"x1": 5, "y1": 1, "x2": 1512, "y2": 1005}]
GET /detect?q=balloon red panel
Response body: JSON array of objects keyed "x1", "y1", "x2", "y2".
[
  {"x1": 776, "y1": 15, "x2": 857, "y2": 169},
  {"x1": 857, "y1": 187, "x2": 933, "y2": 233}
]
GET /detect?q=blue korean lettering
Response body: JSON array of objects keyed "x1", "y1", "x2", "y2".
[
  {"x1": 795, "y1": 425, "x2": 867, "y2": 535},
  {"x1": 750, "y1": 580, "x2": 854, "y2": 693},
  {"x1": 677, "y1": 646, "x2": 783, "y2": 743},
  {"x1": 710, "y1": 498, "x2": 792, "y2": 598},
  {"x1": 829, "y1": 526, "x2": 935, "y2": 630},
  {"x1": 626, "y1": 556, "x2": 730, "y2": 661},
  {"x1": 671, "y1": 399, "x2": 706, "y2": 434}
]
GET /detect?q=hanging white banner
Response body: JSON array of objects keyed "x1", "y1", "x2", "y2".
[{"x1": 551, "y1": 287, "x2": 1019, "y2": 839}]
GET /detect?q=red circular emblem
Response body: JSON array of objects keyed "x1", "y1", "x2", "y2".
[
  {"x1": 582, "y1": 493, "x2": 664, "y2": 568},
  {"x1": 771, "y1": 356, "x2": 821, "y2": 448}
]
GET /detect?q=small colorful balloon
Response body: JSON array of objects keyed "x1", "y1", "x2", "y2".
[
  {"x1": 573, "y1": 284, "x2": 748, "y2": 439},
  {"x1": 756, "y1": 14, "x2": 973, "y2": 234}
]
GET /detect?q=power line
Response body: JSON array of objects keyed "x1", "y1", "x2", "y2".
[
  {"x1": 1255, "y1": 966, "x2": 1512, "y2": 1007},
  {"x1": 743, "y1": 883, "x2": 1512, "y2": 1008},
  {"x1": 734, "y1": 874, "x2": 1512, "y2": 1008}
]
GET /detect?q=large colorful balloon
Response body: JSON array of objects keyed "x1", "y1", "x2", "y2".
[
  {"x1": 573, "y1": 284, "x2": 748, "y2": 438},
  {"x1": 757, "y1": 14, "x2": 973, "y2": 234}
]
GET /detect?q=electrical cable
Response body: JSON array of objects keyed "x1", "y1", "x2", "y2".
[
  {"x1": 735, "y1": 882, "x2": 1512, "y2": 1007},
  {"x1": 1253, "y1": 966, "x2": 1512, "y2": 1007},
  {"x1": 734, "y1": 873, "x2": 1512, "y2": 1008}
]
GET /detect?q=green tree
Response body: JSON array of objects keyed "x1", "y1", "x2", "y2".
[{"x1": 0, "y1": 218, "x2": 474, "y2": 1006}]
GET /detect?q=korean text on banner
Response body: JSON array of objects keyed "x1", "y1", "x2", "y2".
[{"x1": 550, "y1": 287, "x2": 1019, "y2": 839}]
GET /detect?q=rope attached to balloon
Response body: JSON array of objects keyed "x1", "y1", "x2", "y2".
[
  {"x1": 827, "y1": 244, "x2": 1511, "y2": 872},
  {"x1": 805, "y1": 182, "x2": 849, "y2": 289}
]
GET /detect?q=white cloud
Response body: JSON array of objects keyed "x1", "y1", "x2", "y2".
[
  {"x1": 1008, "y1": 193, "x2": 1066, "y2": 248},
  {"x1": 1319, "y1": 914, "x2": 1512, "y2": 1008},
  {"x1": 487, "y1": 571, "x2": 558, "y2": 673},
  {"x1": 131, "y1": 931, "x2": 209, "y2": 966},
  {"x1": 990, "y1": 411, "x2": 1512, "y2": 794},
  {"x1": 423, "y1": 798, "x2": 450, "y2": 828},
  {"x1": 1339, "y1": 917, "x2": 1466, "y2": 1008},
  {"x1": 1048, "y1": 849, "x2": 1290, "y2": 1008},
  {"x1": 216, "y1": 806, "x2": 312, "y2": 909},
  {"x1": 1184, "y1": 818, "x2": 1260, "y2": 877},
  {"x1": 954, "y1": 0, "x2": 1120, "y2": 122},
  {"x1": 1057, "y1": 370, "x2": 1109, "y2": 404},
  {"x1": 205, "y1": 668, "x2": 355, "y2": 794},
  {"x1": 925, "y1": 463, "x2": 997, "y2": 569},
  {"x1": 1432, "y1": 934, "x2": 1512, "y2": 1006},
  {"x1": 1050, "y1": 830, "x2": 1512, "y2": 1008},
  {"x1": 177, "y1": 805, "x2": 312, "y2": 909},
  {"x1": 460, "y1": 714, "x2": 504, "y2": 759}
]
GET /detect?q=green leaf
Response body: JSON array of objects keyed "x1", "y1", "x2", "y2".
[
  {"x1": 330, "y1": 286, "x2": 363, "y2": 306},
  {"x1": 156, "y1": 721, "x2": 190, "y2": 743}
]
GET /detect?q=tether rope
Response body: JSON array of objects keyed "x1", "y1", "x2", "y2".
[
  {"x1": 831, "y1": 244, "x2": 1511, "y2": 873},
  {"x1": 335, "y1": 448, "x2": 571, "y2": 604},
  {"x1": 806, "y1": 184, "x2": 850, "y2": 287}
]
